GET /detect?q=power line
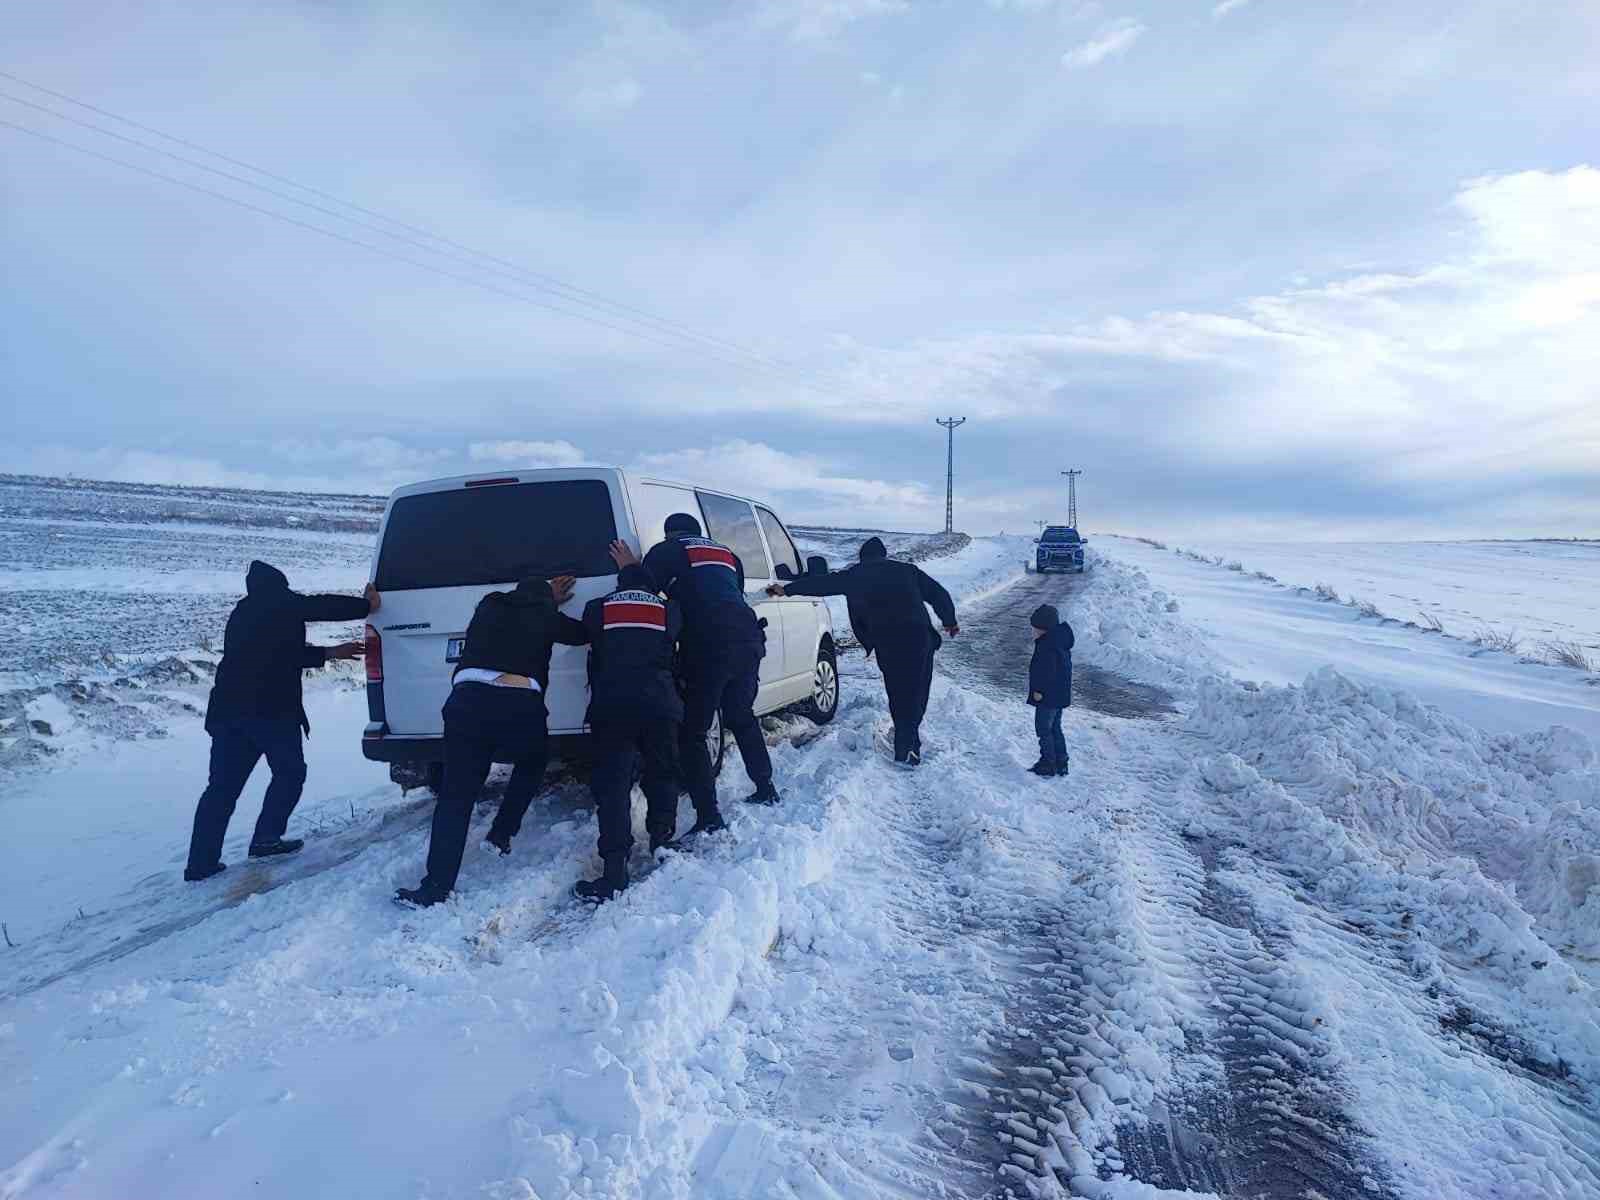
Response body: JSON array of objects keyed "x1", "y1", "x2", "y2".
[
  {"x1": 0, "y1": 115, "x2": 777, "y2": 364},
  {"x1": 0, "y1": 79, "x2": 870, "y2": 402},
  {"x1": 0, "y1": 70, "x2": 841, "y2": 388}
]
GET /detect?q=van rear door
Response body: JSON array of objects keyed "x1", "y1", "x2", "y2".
[{"x1": 371, "y1": 474, "x2": 623, "y2": 738}]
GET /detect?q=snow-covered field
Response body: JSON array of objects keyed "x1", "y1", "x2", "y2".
[
  {"x1": 3, "y1": 480, "x2": 1598, "y2": 1199},
  {"x1": 1104, "y1": 535, "x2": 1600, "y2": 744}
]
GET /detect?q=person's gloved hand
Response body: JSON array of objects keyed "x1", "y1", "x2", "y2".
[{"x1": 766, "y1": 583, "x2": 786, "y2": 596}]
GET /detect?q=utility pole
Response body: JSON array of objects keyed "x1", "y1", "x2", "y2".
[
  {"x1": 937, "y1": 417, "x2": 967, "y2": 535},
  {"x1": 1061, "y1": 469, "x2": 1083, "y2": 529}
]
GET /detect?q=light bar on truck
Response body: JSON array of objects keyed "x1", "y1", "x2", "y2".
[{"x1": 463, "y1": 476, "x2": 520, "y2": 488}]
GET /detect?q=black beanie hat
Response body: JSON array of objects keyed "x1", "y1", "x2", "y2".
[
  {"x1": 515, "y1": 576, "x2": 554, "y2": 602},
  {"x1": 616, "y1": 564, "x2": 654, "y2": 591},
  {"x1": 859, "y1": 536, "x2": 888, "y2": 561},
  {"x1": 664, "y1": 512, "x2": 702, "y2": 537},
  {"x1": 1030, "y1": 604, "x2": 1059, "y2": 630}
]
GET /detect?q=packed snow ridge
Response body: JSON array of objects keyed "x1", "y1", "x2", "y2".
[{"x1": 2, "y1": 532, "x2": 1598, "y2": 1198}]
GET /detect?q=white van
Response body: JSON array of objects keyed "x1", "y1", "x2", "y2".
[{"x1": 360, "y1": 467, "x2": 840, "y2": 790}]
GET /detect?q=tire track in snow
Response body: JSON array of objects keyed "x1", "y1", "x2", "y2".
[{"x1": 934, "y1": 574, "x2": 1396, "y2": 1197}]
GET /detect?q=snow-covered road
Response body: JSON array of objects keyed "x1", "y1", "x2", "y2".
[{"x1": 3, "y1": 537, "x2": 1598, "y2": 1198}]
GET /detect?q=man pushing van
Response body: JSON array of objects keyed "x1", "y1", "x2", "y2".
[
  {"x1": 395, "y1": 574, "x2": 583, "y2": 908},
  {"x1": 769, "y1": 537, "x2": 957, "y2": 766},
  {"x1": 611, "y1": 512, "x2": 780, "y2": 837},
  {"x1": 571, "y1": 564, "x2": 685, "y2": 902},
  {"x1": 185, "y1": 561, "x2": 377, "y2": 882}
]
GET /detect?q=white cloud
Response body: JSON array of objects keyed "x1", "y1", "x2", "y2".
[
  {"x1": 1062, "y1": 19, "x2": 1145, "y2": 68},
  {"x1": 1212, "y1": 0, "x2": 1251, "y2": 18},
  {"x1": 631, "y1": 440, "x2": 938, "y2": 527},
  {"x1": 764, "y1": 0, "x2": 910, "y2": 42},
  {"x1": 467, "y1": 440, "x2": 589, "y2": 467}
]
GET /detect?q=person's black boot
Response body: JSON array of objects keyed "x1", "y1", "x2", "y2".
[
  {"x1": 184, "y1": 861, "x2": 227, "y2": 883},
  {"x1": 647, "y1": 824, "x2": 676, "y2": 854},
  {"x1": 896, "y1": 749, "x2": 921, "y2": 769},
  {"x1": 394, "y1": 884, "x2": 449, "y2": 909},
  {"x1": 1028, "y1": 760, "x2": 1058, "y2": 777},
  {"x1": 483, "y1": 829, "x2": 512, "y2": 856},
  {"x1": 1059, "y1": 755, "x2": 1070, "y2": 778},
  {"x1": 667, "y1": 812, "x2": 727, "y2": 850},
  {"x1": 248, "y1": 838, "x2": 304, "y2": 859},
  {"x1": 743, "y1": 781, "x2": 781, "y2": 806},
  {"x1": 574, "y1": 853, "x2": 629, "y2": 903}
]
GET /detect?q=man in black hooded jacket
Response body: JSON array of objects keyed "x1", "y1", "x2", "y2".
[
  {"x1": 396, "y1": 574, "x2": 582, "y2": 908},
  {"x1": 770, "y1": 537, "x2": 957, "y2": 765},
  {"x1": 185, "y1": 560, "x2": 376, "y2": 882}
]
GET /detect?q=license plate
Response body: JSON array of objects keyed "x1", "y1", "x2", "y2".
[{"x1": 446, "y1": 637, "x2": 465, "y2": 663}]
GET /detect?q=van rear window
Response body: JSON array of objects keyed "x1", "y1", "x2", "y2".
[{"x1": 375, "y1": 480, "x2": 618, "y2": 590}]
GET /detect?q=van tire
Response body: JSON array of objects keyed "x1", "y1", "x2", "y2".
[
  {"x1": 801, "y1": 645, "x2": 840, "y2": 725},
  {"x1": 707, "y1": 709, "x2": 727, "y2": 778}
]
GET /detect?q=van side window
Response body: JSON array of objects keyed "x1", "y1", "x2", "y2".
[
  {"x1": 697, "y1": 492, "x2": 771, "y2": 581},
  {"x1": 757, "y1": 508, "x2": 802, "y2": 578}
]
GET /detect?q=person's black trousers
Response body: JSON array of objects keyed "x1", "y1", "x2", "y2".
[
  {"x1": 187, "y1": 716, "x2": 306, "y2": 872},
  {"x1": 680, "y1": 646, "x2": 770, "y2": 818},
  {"x1": 589, "y1": 709, "x2": 681, "y2": 857},
  {"x1": 1034, "y1": 705, "x2": 1068, "y2": 770},
  {"x1": 875, "y1": 629, "x2": 936, "y2": 761},
  {"x1": 423, "y1": 683, "x2": 549, "y2": 896}
]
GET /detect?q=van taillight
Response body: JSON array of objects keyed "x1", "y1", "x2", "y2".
[
  {"x1": 464, "y1": 476, "x2": 519, "y2": 488},
  {"x1": 365, "y1": 623, "x2": 383, "y2": 682}
]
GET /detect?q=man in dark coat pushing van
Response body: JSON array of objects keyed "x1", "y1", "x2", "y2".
[
  {"x1": 396, "y1": 574, "x2": 581, "y2": 908},
  {"x1": 572, "y1": 564, "x2": 684, "y2": 902},
  {"x1": 185, "y1": 561, "x2": 377, "y2": 882},
  {"x1": 611, "y1": 512, "x2": 778, "y2": 838},
  {"x1": 770, "y1": 537, "x2": 957, "y2": 766}
]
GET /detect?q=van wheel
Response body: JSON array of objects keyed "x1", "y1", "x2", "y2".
[
  {"x1": 802, "y1": 646, "x2": 840, "y2": 724},
  {"x1": 426, "y1": 762, "x2": 445, "y2": 796}
]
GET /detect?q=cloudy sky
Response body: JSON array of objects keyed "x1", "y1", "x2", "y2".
[{"x1": 3, "y1": 1, "x2": 1597, "y2": 537}]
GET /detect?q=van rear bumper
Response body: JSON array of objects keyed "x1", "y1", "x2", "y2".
[{"x1": 361, "y1": 725, "x2": 592, "y2": 764}]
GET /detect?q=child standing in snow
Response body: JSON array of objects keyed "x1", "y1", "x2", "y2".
[{"x1": 1027, "y1": 604, "x2": 1074, "y2": 777}]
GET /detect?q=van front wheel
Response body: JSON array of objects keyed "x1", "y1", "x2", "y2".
[{"x1": 802, "y1": 646, "x2": 840, "y2": 724}]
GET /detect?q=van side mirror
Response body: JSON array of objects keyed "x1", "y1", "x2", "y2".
[
  {"x1": 775, "y1": 562, "x2": 795, "y2": 581},
  {"x1": 807, "y1": 555, "x2": 829, "y2": 576}
]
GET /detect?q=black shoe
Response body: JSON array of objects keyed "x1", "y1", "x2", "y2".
[
  {"x1": 184, "y1": 861, "x2": 226, "y2": 883},
  {"x1": 898, "y1": 749, "x2": 922, "y2": 769},
  {"x1": 394, "y1": 884, "x2": 449, "y2": 909},
  {"x1": 743, "y1": 782, "x2": 781, "y2": 806},
  {"x1": 1028, "y1": 760, "x2": 1058, "y2": 777},
  {"x1": 484, "y1": 830, "x2": 512, "y2": 856},
  {"x1": 648, "y1": 827, "x2": 676, "y2": 854},
  {"x1": 667, "y1": 814, "x2": 727, "y2": 850},
  {"x1": 1059, "y1": 756, "x2": 1070, "y2": 777},
  {"x1": 248, "y1": 837, "x2": 304, "y2": 859},
  {"x1": 574, "y1": 853, "x2": 629, "y2": 904}
]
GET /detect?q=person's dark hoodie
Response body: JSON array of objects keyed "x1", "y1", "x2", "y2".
[
  {"x1": 205, "y1": 560, "x2": 371, "y2": 734},
  {"x1": 1027, "y1": 604, "x2": 1074, "y2": 708},
  {"x1": 783, "y1": 536, "x2": 956, "y2": 652},
  {"x1": 454, "y1": 575, "x2": 589, "y2": 693}
]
